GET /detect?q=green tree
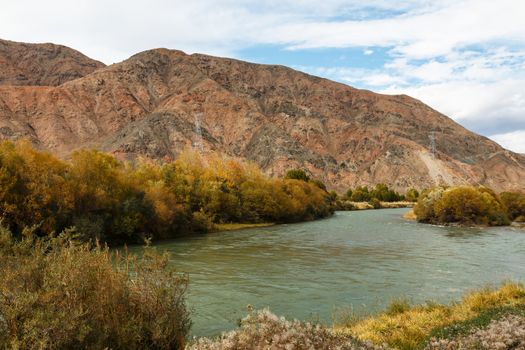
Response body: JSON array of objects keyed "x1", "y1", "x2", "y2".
[
  {"x1": 284, "y1": 169, "x2": 310, "y2": 182},
  {"x1": 406, "y1": 188, "x2": 420, "y2": 202},
  {"x1": 350, "y1": 186, "x2": 371, "y2": 202}
]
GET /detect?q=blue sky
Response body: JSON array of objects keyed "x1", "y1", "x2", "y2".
[{"x1": 1, "y1": 0, "x2": 524, "y2": 152}]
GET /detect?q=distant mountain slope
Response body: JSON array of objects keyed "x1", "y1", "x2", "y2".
[
  {"x1": 0, "y1": 43, "x2": 523, "y2": 192},
  {"x1": 0, "y1": 39, "x2": 105, "y2": 86}
]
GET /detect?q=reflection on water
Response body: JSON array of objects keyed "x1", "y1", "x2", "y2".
[{"x1": 128, "y1": 209, "x2": 525, "y2": 337}]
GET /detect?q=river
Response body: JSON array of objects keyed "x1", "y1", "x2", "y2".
[{"x1": 134, "y1": 208, "x2": 525, "y2": 337}]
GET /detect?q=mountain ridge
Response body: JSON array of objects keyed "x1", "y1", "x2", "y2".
[{"x1": 0, "y1": 39, "x2": 523, "y2": 192}]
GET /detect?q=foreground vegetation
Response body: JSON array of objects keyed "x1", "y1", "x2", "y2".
[
  {"x1": 414, "y1": 186, "x2": 525, "y2": 226},
  {"x1": 338, "y1": 282, "x2": 525, "y2": 349},
  {"x1": 190, "y1": 283, "x2": 525, "y2": 350},
  {"x1": 0, "y1": 226, "x2": 190, "y2": 349},
  {"x1": 0, "y1": 140, "x2": 333, "y2": 244}
]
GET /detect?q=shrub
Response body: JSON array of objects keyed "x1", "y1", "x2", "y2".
[
  {"x1": 312, "y1": 179, "x2": 328, "y2": 191},
  {"x1": 351, "y1": 186, "x2": 371, "y2": 202},
  {"x1": 0, "y1": 226, "x2": 191, "y2": 349},
  {"x1": 500, "y1": 191, "x2": 525, "y2": 221},
  {"x1": 405, "y1": 188, "x2": 419, "y2": 202},
  {"x1": 369, "y1": 198, "x2": 382, "y2": 209},
  {"x1": 284, "y1": 169, "x2": 310, "y2": 182},
  {"x1": 188, "y1": 309, "x2": 387, "y2": 350},
  {"x1": 414, "y1": 186, "x2": 509, "y2": 226},
  {"x1": 426, "y1": 314, "x2": 525, "y2": 350}
]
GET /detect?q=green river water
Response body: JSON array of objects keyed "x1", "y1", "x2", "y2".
[{"x1": 133, "y1": 208, "x2": 525, "y2": 337}]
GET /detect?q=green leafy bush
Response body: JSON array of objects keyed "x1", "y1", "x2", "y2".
[{"x1": 284, "y1": 168, "x2": 310, "y2": 182}]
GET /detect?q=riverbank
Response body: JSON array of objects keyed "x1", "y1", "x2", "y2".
[
  {"x1": 189, "y1": 282, "x2": 525, "y2": 350},
  {"x1": 336, "y1": 282, "x2": 525, "y2": 349},
  {"x1": 336, "y1": 200, "x2": 414, "y2": 211},
  {"x1": 213, "y1": 222, "x2": 275, "y2": 232}
]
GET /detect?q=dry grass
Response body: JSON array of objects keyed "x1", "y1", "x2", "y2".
[
  {"x1": 380, "y1": 202, "x2": 414, "y2": 209},
  {"x1": 336, "y1": 283, "x2": 525, "y2": 350},
  {"x1": 403, "y1": 210, "x2": 417, "y2": 220}
]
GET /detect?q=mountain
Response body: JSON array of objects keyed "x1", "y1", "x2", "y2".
[
  {"x1": 0, "y1": 39, "x2": 105, "y2": 86},
  {"x1": 0, "y1": 40, "x2": 523, "y2": 192}
]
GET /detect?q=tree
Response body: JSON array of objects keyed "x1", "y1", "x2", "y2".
[
  {"x1": 406, "y1": 188, "x2": 419, "y2": 202},
  {"x1": 500, "y1": 191, "x2": 525, "y2": 221},
  {"x1": 284, "y1": 169, "x2": 310, "y2": 182},
  {"x1": 350, "y1": 186, "x2": 371, "y2": 202}
]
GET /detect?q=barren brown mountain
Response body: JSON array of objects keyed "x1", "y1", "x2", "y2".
[
  {"x1": 0, "y1": 39, "x2": 104, "y2": 86},
  {"x1": 0, "y1": 40, "x2": 523, "y2": 192}
]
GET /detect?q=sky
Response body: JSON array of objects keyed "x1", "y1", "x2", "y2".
[{"x1": 1, "y1": 0, "x2": 525, "y2": 153}]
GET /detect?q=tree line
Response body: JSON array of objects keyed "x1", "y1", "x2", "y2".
[{"x1": 0, "y1": 141, "x2": 333, "y2": 244}]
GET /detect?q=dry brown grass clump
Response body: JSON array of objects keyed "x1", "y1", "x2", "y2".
[
  {"x1": 188, "y1": 309, "x2": 390, "y2": 350},
  {"x1": 0, "y1": 225, "x2": 191, "y2": 349}
]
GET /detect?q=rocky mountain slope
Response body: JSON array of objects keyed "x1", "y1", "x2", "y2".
[
  {"x1": 0, "y1": 39, "x2": 104, "y2": 86},
  {"x1": 0, "y1": 40, "x2": 523, "y2": 192}
]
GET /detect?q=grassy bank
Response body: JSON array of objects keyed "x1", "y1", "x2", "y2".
[{"x1": 335, "y1": 282, "x2": 525, "y2": 349}]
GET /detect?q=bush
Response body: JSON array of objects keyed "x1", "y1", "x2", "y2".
[
  {"x1": 284, "y1": 169, "x2": 310, "y2": 182},
  {"x1": 0, "y1": 225, "x2": 191, "y2": 349},
  {"x1": 369, "y1": 198, "x2": 382, "y2": 209},
  {"x1": 405, "y1": 188, "x2": 419, "y2": 202},
  {"x1": 351, "y1": 186, "x2": 371, "y2": 202},
  {"x1": 189, "y1": 309, "x2": 386, "y2": 350},
  {"x1": 500, "y1": 191, "x2": 525, "y2": 221},
  {"x1": 414, "y1": 186, "x2": 510, "y2": 226}
]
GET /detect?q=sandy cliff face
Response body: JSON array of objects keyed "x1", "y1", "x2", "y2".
[{"x1": 0, "y1": 42, "x2": 523, "y2": 192}]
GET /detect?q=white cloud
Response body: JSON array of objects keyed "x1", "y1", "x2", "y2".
[
  {"x1": 1, "y1": 0, "x2": 524, "y2": 152},
  {"x1": 490, "y1": 130, "x2": 525, "y2": 154}
]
